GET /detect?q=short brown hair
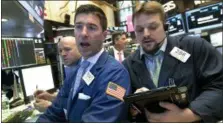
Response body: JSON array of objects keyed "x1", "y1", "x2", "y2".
[
  {"x1": 74, "y1": 4, "x2": 107, "y2": 31},
  {"x1": 112, "y1": 32, "x2": 128, "y2": 45},
  {"x1": 132, "y1": 1, "x2": 165, "y2": 24}
]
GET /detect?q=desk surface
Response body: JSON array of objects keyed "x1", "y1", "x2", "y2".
[{"x1": 2, "y1": 102, "x2": 42, "y2": 122}]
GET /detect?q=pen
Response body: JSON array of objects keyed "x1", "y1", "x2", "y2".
[{"x1": 131, "y1": 104, "x2": 142, "y2": 114}]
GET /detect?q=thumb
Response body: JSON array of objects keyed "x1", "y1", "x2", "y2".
[
  {"x1": 35, "y1": 98, "x2": 44, "y2": 103},
  {"x1": 159, "y1": 102, "x2": 178, "y2": 111}
]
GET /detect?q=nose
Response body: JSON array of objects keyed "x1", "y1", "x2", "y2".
[
  {"x1": 81, "y1": 26, "x2": 88, "y2": 37},
  {"x1": 143, "y1": 28, "x2": 150, "y2": 38},
  {"x1": 61, "y1": 50, "x2": 66, "y2": 56}
]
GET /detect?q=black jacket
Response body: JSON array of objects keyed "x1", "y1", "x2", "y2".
[{"x1": 123, "y1": 36, "x2": 223, "y2": 122}]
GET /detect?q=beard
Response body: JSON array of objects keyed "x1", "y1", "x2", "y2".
[{"x1": 142, "y1": 41, "x2": 163, "y2": 55}]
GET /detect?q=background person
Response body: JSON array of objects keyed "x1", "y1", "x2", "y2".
[
  {"x1": 108, "y1": 32, "x2": 130, "y2": 62},
  {"x1": 34, "y1": 36, "x2": 81, "y2": 112}
]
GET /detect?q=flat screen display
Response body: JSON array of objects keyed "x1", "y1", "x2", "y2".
[
  {"x1": 1, "y1": 37, "x2": 46, "y2": 69},
  {"x1": 21, "y1": 65, "x2": 55, "y2": 97},
  {"x1": 166, "y1": 14, "x2": 186, "y2": 36},
  {"x1": 185, "y1": 2, "x2": 223, "y2": 32}
]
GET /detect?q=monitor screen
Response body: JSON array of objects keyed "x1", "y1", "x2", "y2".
[
  {"x1": 210, "y1": 32, "x2": 223, "y2": 47},
  {"x1": 185, "y1": 2, "x2": 223, "y2": 32},
  {"x1": 166, "y1": 14, "x2": 186, "y2": 36},
  {"x1": 21, "y1": 65, "x2": 55, "y2": 97},
  {"x1": 1, "y1": 37, "x2": 46, "y2": 69},
  {"x1": 1, "y1": 38, "x2": 36, "y2": 69},
  {"x1": 34, "y1": 38, "x2": 46, "y2": 64}
]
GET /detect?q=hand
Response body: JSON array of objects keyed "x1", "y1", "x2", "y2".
[
  {"x1": 130, "y1": 87, "x2": 150, "y2": 117},
  {"x1": 34, "y1": 90, "x2": 56, "y2": 102},
  {"x1": 33, "y1": 98, "x2": 52, "y2": 112},
  {"x1": 130, "y1": 104, "x2": 141, "y2": 117},
  {"x1": 144, "y1": 102, "x2": 201, "y2": 122},
  {"x1": 135, "y1": 87, "x2": 149, "y2": 94}
]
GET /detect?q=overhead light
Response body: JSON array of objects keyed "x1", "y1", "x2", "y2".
[{"x1": 1, "y1": 18, "x2": 8, "y2": 22}]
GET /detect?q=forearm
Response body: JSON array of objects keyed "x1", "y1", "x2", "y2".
[{"x1": 189, "y1": 89, "x2": 223, "y2": 122}]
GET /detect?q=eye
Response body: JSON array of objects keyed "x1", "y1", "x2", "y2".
[
  {"x1": 148, "y1": 24, "x2": 158, "y2": 30},
  {"x1": 135, "y1": 27, "x2": 143, "y2": 33},
  {"x1": 74, "y1": 24, "x2": 83, "y2": 30},
  {"x1": 59, "y1": 50, "x2": 62, "y2": 54},
  {"x1": 87, "y1": 25, "x2": 97, "y2": 31},
  {"x1": 64, "y1": 48, "x2": 71, "y2": 52}
]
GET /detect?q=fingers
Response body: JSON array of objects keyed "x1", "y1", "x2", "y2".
[
  {"x1": 35, "y1": 91, "x2": 52, "y2": 101},
  {"x1": 34, "y1": 99, "x2": 51, "y2": 107},
  {"x1": 135, "y1": 87, "x2": 149, "y2": 94},
  {"x1": 36, "y1": 93, "x2": 46, "y2": 99},
  {"x1": 34, "y1": 90, "x2": 44, "y2": 97},
  {"x1": 130, "y1": 107, "x2": 139, "y2": 116},
  {"x1": 33, "y1": 101, "x2": 47, "y2": 112},
  {"x1": 159, "y1": 102, "x2": 179, "y2": 111},
  {"x1": 144, "y1": 108, "x2": 164, "y2": 122},
  {"x1": 35, "y1": 98, "x2": 43, "y2": 103}
]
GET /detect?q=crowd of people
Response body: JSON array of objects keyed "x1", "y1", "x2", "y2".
[{"x1": 33, "y1": 1, "x2": 223, "y2": 123}]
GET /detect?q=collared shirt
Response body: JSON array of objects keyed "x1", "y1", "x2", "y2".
[
  {"x1": 140, "y1": 38, "x2": 167, "y2": 86},
  {"x1": 113, "y1": 47, "x2": 125, "y2": 62},
  {"x1": 140, "y1": 38, "x2": 167, "y2": 59},
  {"x1": 81, "y1": 48, "x2": 104, "y2": 73}
]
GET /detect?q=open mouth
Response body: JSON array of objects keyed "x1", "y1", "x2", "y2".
[
  {"x1": 143, "y1": 40, "x2": 154, "y2": 44},
  {"x1": 80, "y1": 42, "x2": 90, "y2": 48}
]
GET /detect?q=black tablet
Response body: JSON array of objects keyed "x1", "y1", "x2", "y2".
[{"x1": 124, "y1": 86, "x2": 189, "y2": 113}]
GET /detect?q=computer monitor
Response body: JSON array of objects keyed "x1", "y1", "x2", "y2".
[
  {"x1": 185, "y1": 2, "x2": 223, "y2": 33},
  {"x1": 166, "y1": 14, "x2": 186, "y2": 36},
  {"x1": 1, "y1": 37, "x2": 46, "y2": 69},
  {"x1": 210, "y1": 32, "x2": 223, "y2": 47},
  {"x1": 20, "y1": 65, "x2": 55, "y2": 98},
  {"x1": 1, "y1": 38, "x2": 37, "y2": 69},
  {"x1": 34, "y1": 38, "x2": 46, "y2": 64}
]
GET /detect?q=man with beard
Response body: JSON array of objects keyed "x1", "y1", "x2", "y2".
[{"x1": 123, "y1": 1, "x2": 223, "y2": 123}]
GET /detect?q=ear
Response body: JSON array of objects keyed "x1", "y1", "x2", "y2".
[
  {"x1": 102, "y1": 30, "x2": 107, "y2": 39},
  {"x1": 164, "y1": 23, "x2": 169, "y2": 31},
  {"x1": 114, "y1": 40, "x2": 117, "y2": 45}
]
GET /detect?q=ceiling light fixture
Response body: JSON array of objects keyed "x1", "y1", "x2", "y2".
[{"x1": 1, "y1": 18, "x2": 8, "y2": 22}]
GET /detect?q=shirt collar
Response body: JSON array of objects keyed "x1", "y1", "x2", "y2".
[
  {"x1": 81, "y1": 48, "x2": 104, "y2": 64},
  {"x1": 113, "y1": 47, "x2": 123, "y2": 53},
  {"x1": 140, "y1": 37, "x2": 167, "y2": 59}
]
